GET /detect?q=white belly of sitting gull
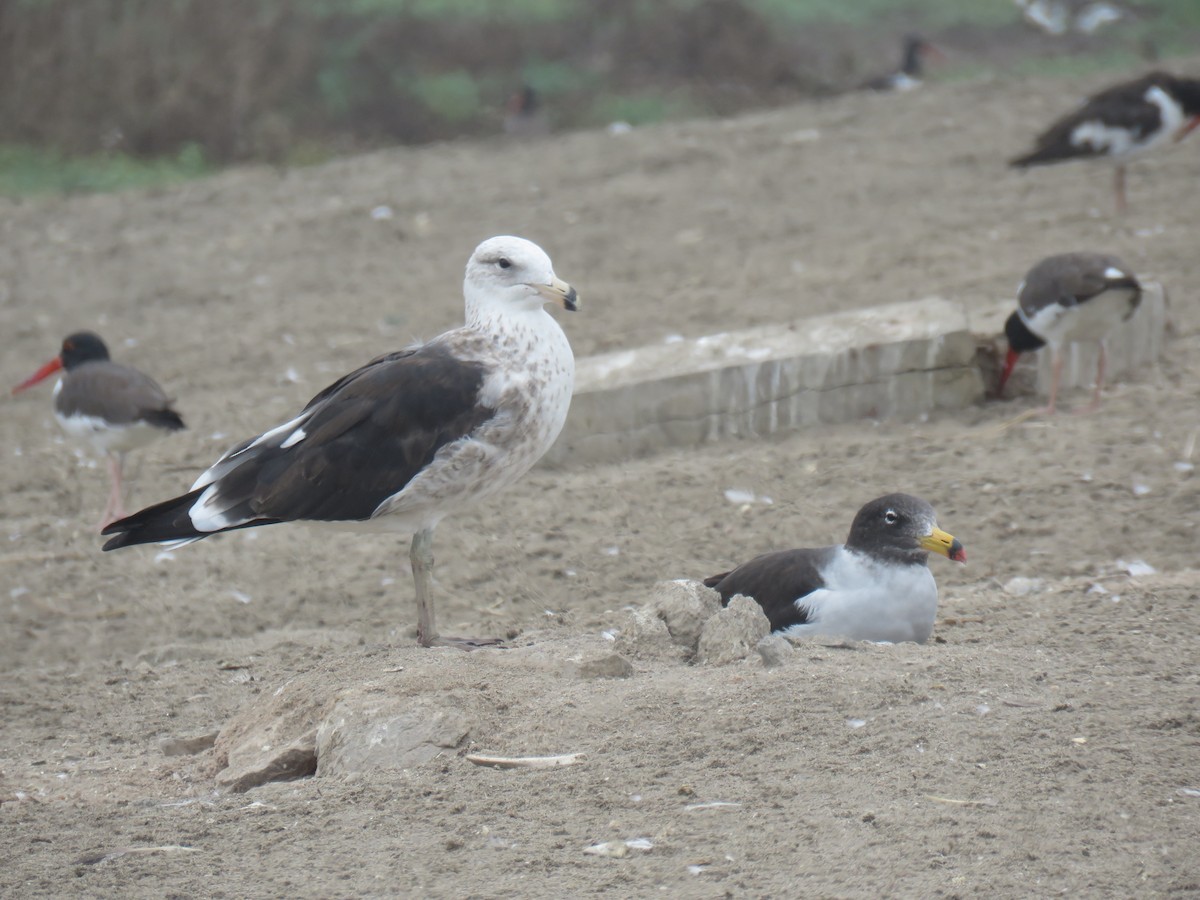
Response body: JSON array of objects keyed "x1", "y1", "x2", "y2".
[
  {"x1": 102, "y1": 235, "x2": 578, "y2": 649},
  {"x1": 779, "y1": 546, "x2": 940, "y2": 645}
]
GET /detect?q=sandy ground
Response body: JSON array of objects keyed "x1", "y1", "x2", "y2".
[{"x1": 3, "y1": 61, "x2": 1200, "y2": 897}]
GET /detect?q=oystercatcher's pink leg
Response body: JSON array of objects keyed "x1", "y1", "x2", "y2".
[
  {"x1": 1074, "y1": 342, "x2": 1108, "y2": 416},
  {"x1": 100, "y1": 454, "x2": 127, "y2": 530},
  {"x1": 1035, "y1": 351, "x2": 1064, "y2": 416},
  {"x1": 1113, "y1": 166, "x2": 1127, "y2": 216}
]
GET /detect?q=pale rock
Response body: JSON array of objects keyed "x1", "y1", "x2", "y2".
[
  {"x1": 574, "y1": 653, "x2": 635, "y2": 680},
  {"x1": 159, "y1": 731, "x2": 219, "y2": 757},
  {"x1": 316, "y1": 693, "x2": 470, "y2": 776},
  {"x1": 697, "y1": 595, "x2": 771, "y2": 665},
  {"x1": 650, "y1": 580, "x2": 722, "y2": 649},
  {"x1": 614, "y1": 606, "x2": 678, "y2": 659},
  {"x1": 213, "y1": 675, "x2": 331, "y2": 793},
  {"x1": 756, "y1": 634, "x2": 794, "y2": 668}
]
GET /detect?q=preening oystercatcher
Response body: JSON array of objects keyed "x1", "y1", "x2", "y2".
[
  {"x1": 13, "y1": 331, "x2": 185, "y2": 529},
  {"x1": 997, "y1": 252, "x2": 1142, "y2": 413},
  {"x1": 703, "y1": 493, "x2": 965, "y2": 644},
  {"x1": 101, "y1": 236, "x2": 578, "y2": 649},
  {"x1": 1010, "y1": 71, "x2": 1200, "y2": 214}
]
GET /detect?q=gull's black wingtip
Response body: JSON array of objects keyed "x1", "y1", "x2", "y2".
[{"x1": 97, "y1": 487, "x2": 209, "y2": 551}]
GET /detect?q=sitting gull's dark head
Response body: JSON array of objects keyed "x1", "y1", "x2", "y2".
[
  {"x1": 846, "y1": 493, "x2": 966, "y2": 566},
  {"x1": 465, "y1": 236, "x2": 579, "y2": 319}
]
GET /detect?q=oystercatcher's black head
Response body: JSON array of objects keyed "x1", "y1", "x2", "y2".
[
  {"x1": 59, "y1": 331, "x2": 112, "y2": 369},
  {"x1": 1171, "y1": 76, "x2": 1200, "y2": 116},
  {"x1": 13, "y1": 330, "x2": 112, "y2": 395},
  {"x1": 846, "y1": 493, "x2": 966, "y2": 566},
  {"x1": 996, "y1": 312, "x2": 1044, "y2": 396},
  {"x1": 902, "y1": 35, "x2": 942, "y2": 75},
  {"x1": 506, "y1": 85, "x2": 538, "y2": 116}
]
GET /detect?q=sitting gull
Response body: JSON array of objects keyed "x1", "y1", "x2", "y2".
[
  {"x1": 13, "y1": 331, "x2": 185, "y2": 529},
  {"x1": 703, "y1": 493, "x2": 965, "y2": 644},
  {"x1": 102, "y1": 235, "x2": 578, "y2": 649}
]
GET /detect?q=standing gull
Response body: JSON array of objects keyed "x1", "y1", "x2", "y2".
[
  {"x1": 703, "y1": 494, "x2": 965, "y2": 644},
  {"x1": 996, "y1": 252, "x2": 1142, "y2": 414},
  {"x1": 13, "y1": 331, "x2": 185, "y2": 528},
  {"x1": 1010, "y1": 71, "x2": 1200, "y2": 214},
  {"x1": 102, "y1": 236, "x2": 578, "y2": 649}
]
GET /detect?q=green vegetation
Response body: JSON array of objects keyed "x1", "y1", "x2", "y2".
[
  {"x1": 2, "y1": 0, "x2": 1199, "y2": 196},
  {"x1": 0, "y1": 144, "x2": 210, "y2": 196}
]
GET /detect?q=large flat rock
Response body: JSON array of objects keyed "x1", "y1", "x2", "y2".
[{"x1": 547, "y1": 296, "x2": 983, "y2": 465}]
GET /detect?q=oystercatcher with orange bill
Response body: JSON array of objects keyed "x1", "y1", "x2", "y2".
[
  {"x1": 997, "y1": 252, "x2": 1142, "y2": 414},
  {"x1": 101, "y1": 236, "x2": 579, "y2": 650},
  {"x1": 860, "y1": 34, "x2": 944, "y2": 93},
  {"x1": 1011, "y1": 71, "x2": 1200, "y2": 214},
  {"x1": 13, "y1": 331, "x2": 185, "y2": 529},
  {"x1": 703, "y1": 494, "x2": 965, "y2": 645},
  {"x1": 503, "y1": 85, "x2": 550, "y2": 137}
]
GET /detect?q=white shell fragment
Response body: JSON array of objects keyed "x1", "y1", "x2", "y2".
[{"x1": 465, "y1": 752, "x2": 585, "y2": 769}]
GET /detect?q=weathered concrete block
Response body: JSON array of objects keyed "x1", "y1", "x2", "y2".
[
  {"x1": 546, "y1": 297, "x2": 983, "y2": 466},
  {"x1": 971, "y1": 279, "x2": 1168, "y2": 400}
]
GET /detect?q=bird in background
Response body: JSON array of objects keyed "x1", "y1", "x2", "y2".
[
  {"x1": 101, "y1": 236, "x2": 578, "y2": 650},
  {"x1": 703, "y1": 493, "x2": 965, "y2": 645},
  {"x1": 860, "y1": 34, "x2": 945, "y2": 92},
  {"x1": 1010, "y1": 71, "x2": 1200, "y2": 214},
  {"x1": 13, "y1": 331, "x2": 185, "y2": 529},
  {"x1": 996, "y1": 252, "x2": 1142, "y2": 414},
  {"x1": 503, "y1": 85, "x2": 550, "y2": 137}
]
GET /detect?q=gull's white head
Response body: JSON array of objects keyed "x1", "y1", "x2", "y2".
[{"x1": 463, "y1": 235, "x2": 579, "y2": 316}]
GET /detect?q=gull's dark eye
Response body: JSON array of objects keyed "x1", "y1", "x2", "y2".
[
  {"x1": 884, "y1": 510, "x2": 898, "y2": 525},
  {"x1": 497, "y1": 257, "x2": 512, "y2": 269}
]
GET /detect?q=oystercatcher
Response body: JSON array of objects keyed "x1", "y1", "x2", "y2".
[
  {"x1": 503, "y1": 86, "x2": 550, "y2": 137},
  {"x1": 1010, "y1": 71, "x2": 1200, "y2": 214},
  {"x1": 703, "y1": 493, "x2": 965, "y2": 644},
  {"x1": 997, "y1": 252, "x2": 1142, "y2": 413},
  {"x1": 860, "y1": 35, "x2": 944, "y2": 92},
  {"x1": 101, "y1": 236, "x2": 579, "y2": 649},
  {"x1": 13, "y1": 331, "x2": 185, "y2": 529}
]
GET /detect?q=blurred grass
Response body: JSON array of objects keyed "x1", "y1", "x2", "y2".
[
  {"x1": 0, "y1": 143, "x2": 210, "y2": 196},
  {"x1": 2, "y1": 0, "x2": 1199, "y2": 196}
]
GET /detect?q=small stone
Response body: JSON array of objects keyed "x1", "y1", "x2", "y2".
[
  {"x1": 696, "y1": 595, "x2": 771, "y2": 665},
  {"x1": 756, "y1": 634, "x2": 794, "y2": 668},
  {"x1": 1002, "y1": 576, "x2": 1045, "y2": 597},
  {"x1": 583, "y1": 840, "x2": 629, "y2": 858}
]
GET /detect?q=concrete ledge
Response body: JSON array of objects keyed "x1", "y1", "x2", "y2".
[
  {"x1": 546, "y1": 297, "x2": 983, "y2": 466},
  {"x1": 970, "y1": 280, "x2": 1168, "y2": 399}
]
